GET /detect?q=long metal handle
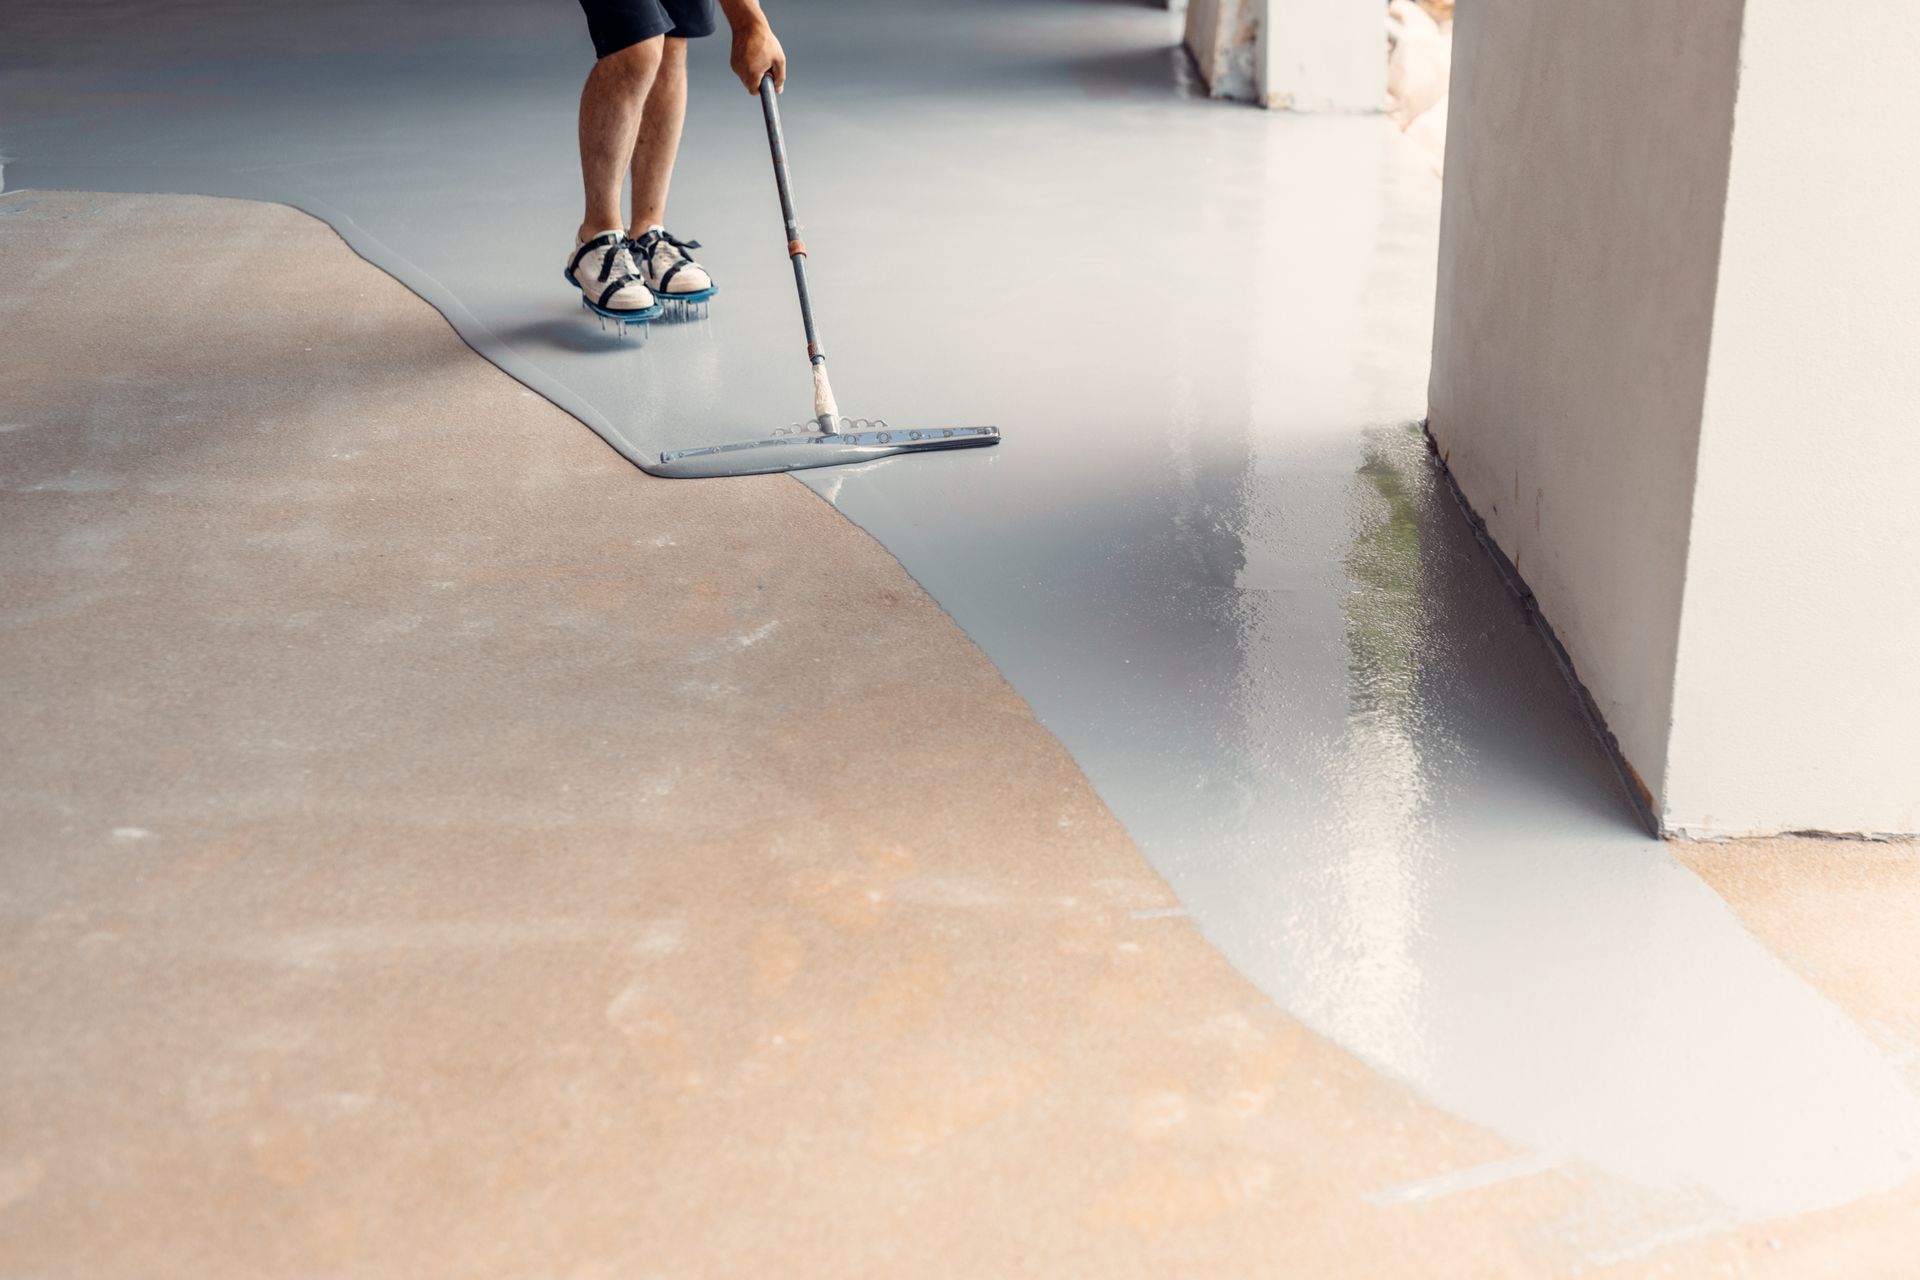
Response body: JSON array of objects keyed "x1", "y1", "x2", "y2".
[{"x1": 760, "y1": 72, "x2": 840, "y2": 432}]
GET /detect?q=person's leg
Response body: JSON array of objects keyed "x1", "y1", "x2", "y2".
[
  {"x1": 628, "y1": 36, "x2": 689, "y2": 233},
  {"x1": 576, "y1": 37, "x2": 665, "y2": 244}
]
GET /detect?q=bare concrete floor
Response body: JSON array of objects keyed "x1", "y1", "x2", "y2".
[{"x1": 2, "y1": 193, "x2": 1917, "y2": 1276}]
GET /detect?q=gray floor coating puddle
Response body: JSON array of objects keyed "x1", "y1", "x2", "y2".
[{"x1": 6, "y1": 0, "x2": 1917, "y2": 1239}]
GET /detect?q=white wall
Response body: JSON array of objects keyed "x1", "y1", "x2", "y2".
[
  {"x1": 1259, "y1": 0, "x2": 1383, "y2": 111},
  {"x1": 1185, "y1": 0, "x2": 1382, "y2": 111},
  {"x1": 1664, "y1": 0, "x2": 1920, "y2": 837},
  {"x1": 1427, "y1": 0, "x2": 1746, "y2": 816},
  {"x1": 1430, "y1": 0, "x2": 1920, "y2": 837}
]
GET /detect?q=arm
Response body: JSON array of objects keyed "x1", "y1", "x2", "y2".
[{"x1": 718, "y1": 0, "x2": 787, "y2": 94}]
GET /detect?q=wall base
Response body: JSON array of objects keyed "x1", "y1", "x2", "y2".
[{"x1": 1421, "y1": 422, "x2": 1661, "y2": 837}]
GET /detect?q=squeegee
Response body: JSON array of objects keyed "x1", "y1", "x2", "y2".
[{"x1": 653, "y1": 74, "x2": 1000, "y2": 479}]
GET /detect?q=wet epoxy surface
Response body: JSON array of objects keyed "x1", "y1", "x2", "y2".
[{"x1": 6, "y1": 0, "x2": 1916, "y2": 1229}]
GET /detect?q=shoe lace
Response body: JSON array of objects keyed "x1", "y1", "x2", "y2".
[
  {"x1": 592, "y1": 236, "x2": 640, "y2": 285},
  {"x1": 634, "y1": 228, "x2": 701, "y2": 271}
]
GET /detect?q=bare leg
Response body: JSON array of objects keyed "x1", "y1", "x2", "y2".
[
  {"x1": 575, "y1": 38, "x2": 664, "y2": 243},
  {"x1": 628, "y1": 37, "x2": 689, "y2": 233}
]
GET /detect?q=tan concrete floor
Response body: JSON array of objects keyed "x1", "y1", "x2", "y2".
[{"x1": 1, "y1": 192, "x2": 1916, "y2": 1276}]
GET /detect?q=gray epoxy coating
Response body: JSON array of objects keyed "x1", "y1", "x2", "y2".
[{"x1": 5, "y1": 0, "x2": 1916, "y2": 1229}]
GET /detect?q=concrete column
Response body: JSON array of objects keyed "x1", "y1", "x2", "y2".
[
  {"x1": 1185, "y1": 0, "x2": 1383, "y2": 111},
  {"x1": 1429, "y1": 0, "x2": 1920, "y2": 838},
  {"x1": 1185, "y1": 0, "x2": 1260, "y2": 102}
]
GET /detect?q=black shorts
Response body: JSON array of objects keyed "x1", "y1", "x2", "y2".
[{"x1": 578, "y1": 0, "x2": 716, "y2": 58}]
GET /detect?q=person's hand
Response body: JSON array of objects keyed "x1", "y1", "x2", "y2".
[{"x1": 730, "y1": 18, "x2": 786, "y2": 94}]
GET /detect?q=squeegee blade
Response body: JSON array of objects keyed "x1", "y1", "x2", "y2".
[{"x1": 653, "y1": 425, "x2": 999, "y2": 480}]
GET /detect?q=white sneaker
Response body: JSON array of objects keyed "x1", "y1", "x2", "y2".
[
  {"x1": 564, "y1": 229, "x2": 661, "y2": 320},
  {"x1": 631, "y1": 225, "x2": 717, "y2": 303}
]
